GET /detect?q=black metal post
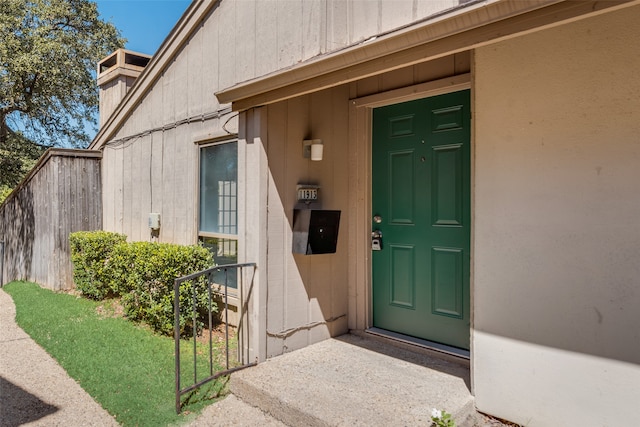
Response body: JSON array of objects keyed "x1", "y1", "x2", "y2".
[
  {"x1": 224, "y1": 267, "x2": 229, "y2": 370},
  {"x1": 192, "y1": 280, "x2": 197, "y2": 384},
  {"x1": 207, "y1": 272, "x2": 213, "y2": 376},
  {"x1": 174, "y1": 263, "x2": 257, "y2": 414},
  {"x1": 174, "y1": 278, "x2": 181, "y2": 414}
]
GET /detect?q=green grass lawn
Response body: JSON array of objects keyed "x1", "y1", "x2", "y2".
[{"x1": 4, "y1": 281, "x2": 228, "y2": 427}]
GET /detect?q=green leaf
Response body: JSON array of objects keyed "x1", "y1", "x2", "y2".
[{"x1": 0, "y1": 0, "x2": 126, "y2": 148}]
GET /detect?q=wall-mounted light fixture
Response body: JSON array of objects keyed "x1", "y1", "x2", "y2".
[{"x1": 303, "y1": 139, "x2": 323, "y2": 161}]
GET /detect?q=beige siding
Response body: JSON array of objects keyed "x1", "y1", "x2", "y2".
[
  {"x1": 264, "y1": 100, "x2": 288, "y2": 356},
  {"x1": 99, "y1": 0, "x2": 461, "y2": 243},
  {"x1": 234, "y1": 1, "x2": 255, "y2": 82},
  {"x1": 473, "y1": 6, "x2": 640, "y2": 426},
  {"x1": 99, "y1": 0, "x2": 469, "y2": 361},
  {"x1": 130, "y1": 137, "x2": 151, "y2": 242},
  {"x1": 99, "y1": 75, "x2": 135, "y2": 126},
  {"x1": 254, "y1": 50, "x2": 467, "y2": 357},
  {"x1": 105, "y1": 0, "x2": 462, "y2": 139},
  {"x1": 161, "y1": 129, "x2": 178, "y2": 243},
  {"x1": 212, "y1": 0, "x2": 462, "y2": 85},
  {"x1": 150, "y1": 133, "x2": 164, "y2": 222},
  {"x1": 187, "y1": 27, "x2": 204, "y2": 118},
  {"x1": 238, "y1": 107, "x2": 270, "y2": 362},
  {"x1": 201, "y1": 6, "x2": 222, "y2": 114},
  {"x1": 262, "y1": 85, "x2": 351, "y2": 357},
  {"x1": 254, "y1": 1, "x2": 278, "y2": 78}
]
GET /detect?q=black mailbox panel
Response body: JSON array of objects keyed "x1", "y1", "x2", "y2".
[{"x1": 292, "y1": 210, "x2": 341, "y2": 255}]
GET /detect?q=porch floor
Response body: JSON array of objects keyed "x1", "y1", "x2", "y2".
[{"x1": 224, "y1": 333, "x2": 480, "y2": 426}]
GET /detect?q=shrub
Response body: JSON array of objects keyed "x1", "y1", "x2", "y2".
[
  {"x1": 70, "y1": 231, "x2": 215, "y2": 337},
  {"x1": 69, "y1": 231, "x2": 127, "y2": 299},
  {"x1": 109, "y1": 241, "x2": 215, "y2": 336}
]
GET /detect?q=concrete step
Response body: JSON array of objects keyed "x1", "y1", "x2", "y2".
[
  {"x1": 187, "y1": 394, "x2": 287, "y2": 427},
  {"x1": 229, "y1": 333, "x2": 478, "y2": 427}
]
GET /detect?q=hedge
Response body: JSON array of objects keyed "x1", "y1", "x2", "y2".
[
  {"x1": 69, "y1": 231, "x2": 127, "y2": 299},
  {"x1": 110, "y1": 241, "x2": 214, "y2": 336},
  {"x1": 69, "y1": 232, "x2": 215, "y2": 336}
]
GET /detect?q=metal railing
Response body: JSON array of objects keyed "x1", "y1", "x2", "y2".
[{"x1": 174, "y1": 262, "x2": 257, "y2": 413}]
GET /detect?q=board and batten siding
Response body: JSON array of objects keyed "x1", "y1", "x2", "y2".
[
  {"x1": 0, "y1": 149, "x2": 102, "y2": 290},
  {"x1": 262, "y1": 87, "x2": 351, "y2": 356},
  {"x1": 217, "y1": 0, "x2": 463, "y2": 86},
  {"x1": 98, "y1": 0, "x2": 469, "y2": 361},
  {"x1": 241, "y1": 52, "x2": 469, "y2": 358},
  {"x1": 102, "y1": 50, "x2": 469, "y2": 361},
  {"x1": 100, "y1": 0, "x2": 464, "y2": 242}
]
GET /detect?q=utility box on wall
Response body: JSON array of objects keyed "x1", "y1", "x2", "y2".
[
  {"x1": 148, "y1": 212, "x2": 161, "y2": 230},
  {"x1": 292, "y1": 210, "x2": 341, "y2": 255}
]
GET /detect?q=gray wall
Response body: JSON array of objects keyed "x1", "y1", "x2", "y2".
[
  {"x1": 100, "y1": 0, "x2": 462, "y2": 241},
  {"x1": 0, "y1": 149, "x2": 102, "y2": 290}
]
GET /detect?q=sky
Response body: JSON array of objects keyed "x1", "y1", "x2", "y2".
[
  {"x1": 95, "y1": 0, "x2": 191, "y2": 56},
  {"x1": 81, "y1": 1, "x2": 190, "y2": 140}
]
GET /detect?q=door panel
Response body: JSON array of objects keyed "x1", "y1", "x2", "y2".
[
  {"x1": 389, "y1": 150, "x2": 415, "y2": 224},
  {"x1": 372, "y1": 90, "x2": 470, "y2": 350},
  {"x1": 390, "y1": 244, "x2": 415, "y2": 308},
  {"x1": 432, "y1": 247, "x2": 464, "y2": 318},
  {"x1": 432, "y1": 144, "x2": 463, "y2": 226}
]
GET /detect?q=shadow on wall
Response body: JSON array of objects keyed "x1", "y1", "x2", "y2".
[
  {"x1": 261, "y1": 90, "x2": 351, "y2": 352},
  {"x1": 1, "y1": 185, "x2": 35, "y2": 284}
]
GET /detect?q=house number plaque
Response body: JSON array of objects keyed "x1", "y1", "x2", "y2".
[{"x1": 297, "y1": 185, "x2": 319, "y2": 202}]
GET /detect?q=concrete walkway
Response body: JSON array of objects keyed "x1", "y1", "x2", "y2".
[
  {"x1": 0, "y1": 288, "x2": 118, "y2": 427},
  {"x1": 0, "y1": 287, "x2": 282, "y2": 427},
  {"x1": 1, "y1": 286, "x2": 505, "y2": 426}
]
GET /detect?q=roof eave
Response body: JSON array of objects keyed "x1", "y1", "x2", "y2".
[
  {"x1": 90, "y1": 0, "x2": 219, "y2": 150},
  {"x1": 216, "y1": 0, "x2": 638, "y2": 111}
]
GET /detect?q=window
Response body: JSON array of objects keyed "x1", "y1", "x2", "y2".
[{"x1": 199, "y1": 140, "x2": 238, "y2": 288}]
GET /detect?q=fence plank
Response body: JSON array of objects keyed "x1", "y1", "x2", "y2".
[{"x1": 0, "y1": 149, "x2": 102, "y2": 290}]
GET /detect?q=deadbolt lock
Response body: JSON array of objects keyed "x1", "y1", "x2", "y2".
[{"x1": 371, "y1": 230, "x2": 383, "y2": 251}]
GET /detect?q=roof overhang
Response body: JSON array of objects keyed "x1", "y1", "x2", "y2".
[
  {"x1": 216, "y1": 0, "x2": 639, "y2": 112},
  {"x1": 91, "y1": 0, "x2": 639, "y2": 150}
]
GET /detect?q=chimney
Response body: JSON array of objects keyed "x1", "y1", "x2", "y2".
[{"x1": 97, "y1": 49, "x2": 151, "y2": 127}]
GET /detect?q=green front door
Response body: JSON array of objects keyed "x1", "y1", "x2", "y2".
[{"x1": 372, "y1": 90, "x2": 470, "y2": 350}]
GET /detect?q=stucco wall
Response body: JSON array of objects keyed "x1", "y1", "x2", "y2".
[{"x1": 473, "y1": 6, "x2": 640, "y2": 426}]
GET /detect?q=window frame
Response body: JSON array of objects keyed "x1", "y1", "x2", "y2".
[{"x1": 197, "y1": 138, "x2": 240, "y2": 293}]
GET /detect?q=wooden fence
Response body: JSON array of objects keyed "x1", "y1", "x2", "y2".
[{"x1": 0, "y1": 149, "x2": 102, "y2": 290}]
